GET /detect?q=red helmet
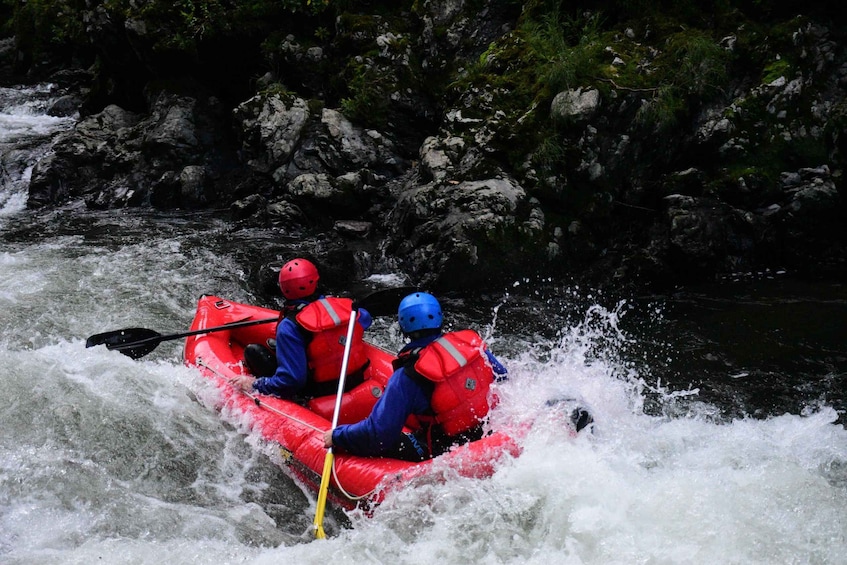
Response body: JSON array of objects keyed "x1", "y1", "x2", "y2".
[{"x1": 278, "y1": 258, "x2": 319, "y2": 299}]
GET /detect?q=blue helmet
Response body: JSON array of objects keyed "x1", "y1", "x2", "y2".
[{"x1": 398, "y1": 292, "x2": 443, "y2": 334}]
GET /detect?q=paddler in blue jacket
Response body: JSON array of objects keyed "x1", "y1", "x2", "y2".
[
  {"x1": 232, "y1": 258, "x2": 372, "y2": 399},
  {"x1": 324, "y1": 292, "x2": 507, "y2": 461}
]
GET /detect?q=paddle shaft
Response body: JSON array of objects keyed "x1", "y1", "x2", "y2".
[
  {"x1": 109, "y1": 317, "x2": 278, "y2": 351},
  {"x1": 88, "y1": 286, "x2": 417, "y2": 359},
  {"x1": 311, "y1": 288, "x2": 418, "y2": 536},
  {"x1": 313, "y1": 307, "x2": 359, "y2": 539}
]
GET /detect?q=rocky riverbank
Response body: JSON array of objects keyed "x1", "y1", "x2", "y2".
[{"x1": 3, "y1": 2, "x2": 845, "y2": 292}]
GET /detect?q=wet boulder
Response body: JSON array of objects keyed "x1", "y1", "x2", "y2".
[
  {"x1": 27, "y1": 104, "x2": 142, "y2": 208},
  {"x1": 232, "y1": 92, "x2": 310, "y2": 177},
  {"x1": 662, "y1": 194, "x2": 761, "y2": 277},
  {"x1": 27, "y1": 89, "x2": 236, "y2": 209},
  {"x1": 388, "y1": 173, "x2": 546, "y2": 289},
  {"x1": 233, "y1": 95, "x2": 407, "y2": 224}
]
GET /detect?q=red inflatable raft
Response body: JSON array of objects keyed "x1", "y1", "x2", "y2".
[{"x1": 183, "y1": 295, "x2": 522, "y2": 510}]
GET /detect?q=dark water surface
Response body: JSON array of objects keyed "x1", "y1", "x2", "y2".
[{"x1": 643, "y1": 278, "x2": 847, "y2": 424}]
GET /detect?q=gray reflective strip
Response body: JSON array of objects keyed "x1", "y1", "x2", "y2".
[
  {"x1": 318, "y1": 298, "x2": 343, "y2": 326},
  {"x1": 436, "y1": 337, "x2": 467, "y2": 367}
]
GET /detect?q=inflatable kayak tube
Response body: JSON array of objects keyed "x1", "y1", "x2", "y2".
[{"x1": 183, "y1": 295, "x2": 522, "y2": 511}]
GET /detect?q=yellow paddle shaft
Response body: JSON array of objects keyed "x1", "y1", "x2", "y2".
[
  {"x1": 313, "y1": 450, "x2": 334, "y2": 539},
  {"x1": 313, "y1": 310, "x2": 358, "y2": 539}
]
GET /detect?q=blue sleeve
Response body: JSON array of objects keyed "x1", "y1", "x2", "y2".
[
  {"x1": 253, "y1": 318, "x2": 308, "y2": 397},
  {"x1": 486, "y1": 349, "x2": 508, "y2": 381},
  {"x1": 332, "y1": 368, "x2": 430, "y2": 456},
  {"x1": 357, "y1": 308, "x2": 372, "y2": 331}
]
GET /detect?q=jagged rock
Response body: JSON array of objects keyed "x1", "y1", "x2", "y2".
[
  {"x1": 27, "y1": 104, "x2": 142, "y2": 208},
  {"x1": 663, "y1": 194, "x2": 759, "y2": 275},
  {"x1": 334, "y1": 220, "x2": 373, "y2": 238},
  {"x1": 388, "y1": 172, "x2": 546, "y2": 289},
  {"x1": 47, "y1": 95, "x2": 82, "y2": 117},
  {"x1": 287, "y1": 172, "x2": 336, "y2": 200},
  {"x1": 179, "y1": 165, "x2": 208, "y2": 208},
  {"x1": 16, "y1": 5, "x2": 847, "y2": 290},
  {"x1": 780, "y1": 166, "x2": 839, "y2": 222},
  {"x1": 232, "y1": 92, "x2": 310, "y2": 175},
  {"x1": 550, "y1": 88, "x2": 602, "y2": 123},
  {"x1": 419, "y1": 135, "x2": 465, "y2": 182},
  {"x1": 143, "y1": 95, "x2": 199, "y2": 156},
  {"x1": 266, "y1": 199, "x2": 306, "y2": 225},
  {"x1": 231, "y1": 194, "x2": 267, "y2": 221},
  {"x1": 28, "y1": 89, "x2": 235, "y2": 209}
]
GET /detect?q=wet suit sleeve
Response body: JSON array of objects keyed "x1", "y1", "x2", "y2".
[
  {"x1": 331, "y1": 367, "x2": 430, "y2": 456},
  {"x1": 485, "y1": 349, "x2": 508, "y2": 382},
  {"x1": 357, "y1": 308, "x2": 372, "y2": 330},
  {"x1": 252, "y1": 317, "x2": 308, "y2": 397}
]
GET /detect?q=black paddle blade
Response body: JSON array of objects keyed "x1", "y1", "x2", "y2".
[
  {"x1": 355, "y1": 286, "x2": 420, "y2": 317},
  {"x1": 85, "y1": 328, "x2": 163, "y2": 359}
]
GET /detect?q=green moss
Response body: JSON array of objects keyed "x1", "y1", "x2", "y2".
[
  {"x1": 337, "y1": 13, "x2": 382, "y2": 35},
  {"x1": 720, "y1": 14, "x2": 832, "y2": 180},
  {"x1": 533, "y1": 135, "x2": 567, "y2": 170},
  {"x1": 732, "y1": 14, "x2": 813, "y2": 88},
  {"x1": 258, "y1": 82, "x2": 295, "y2": 98},
  {"x1": 340, "y1": 59, "x2": 393, "y2": 128},
  {"x1": 762, "y1": 57, "x2": 792, "y2": 84},
  {"x1": 451, "y1": 7, "x2": 732, "y2": 175},
  {"x1": 307, "y1": 98, "x2": 325, "y2": 114},
  {"x1": 715, "y1": 128, "x2": 829, "y2": 194},
  {"x1": 629, "y1": 30, "x2": 730, "y2": 131}
]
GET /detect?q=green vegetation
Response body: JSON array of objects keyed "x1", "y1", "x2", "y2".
[
  {"x1": 523, "y1": 8, "x2": 605, "y2": 96},
  {"x1": 524, "y1": 10, "x2": 730, "y2": 128},
  {"x1": 3, "y1": 0, "x2": 88, "y2": 63},
  {"x1": 3, "y1": 0, "x2": 834, "y2": 201},
  {"x1": 340, "y1": 61, "x2": 393, "y2": 127},
  {"x1": 636, "y1": 30, "x2": 729, "y2": 131},
  {"x1": 101, "y1": 0, "x2": 330, "y2": 52},
  {"x1": 4, "y1": 0, "x2": 332, "y2": 62},
  {"x1": 533, "y1": 133, "x2": 568, "y2": 171},
  {"x1": 762, "y1": 57, "x2": 792, "y2": 84},
  {"x1": 443, "y1": 2, "x2": 762, "y2": 214}
]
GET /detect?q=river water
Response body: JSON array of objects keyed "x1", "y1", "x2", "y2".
[{"x1": 2, "y1": 84, "x2": 846, "y2": 564}]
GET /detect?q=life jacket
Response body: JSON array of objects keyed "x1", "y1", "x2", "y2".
[
  {"x1": 398, "y1": 330, "x2": 496, "y2": 437},
  {"x1": 294, "y1": 297, "x2": 368, "y2": 383}
]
